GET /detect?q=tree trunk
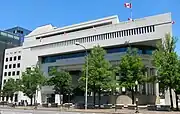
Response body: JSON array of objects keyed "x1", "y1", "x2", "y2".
[
  {"x1": 98, "y1": 88, "x2": 101, "y2": 109},
  {"x1": 175, "y1": 91, "x2": 179, "y2": 111},
  {"x1": 169, "y1": 88, "x2": 173, "y2": 110},
  {"x1": 93, "y1": 83, "x2": 96, "y2": 108},
  {"x1": 131, "y1": 88, "x2": 135, "y2": 104},
  {"x1": 30, "y1": 96, "x2": 33, "y2": 106},
  {"x1": 93, "y1": 91, "x2": 96, "y2": 108}
]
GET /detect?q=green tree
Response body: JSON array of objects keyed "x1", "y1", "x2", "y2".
[
  {"x1": 116, "y1": 48, "x2": 144, "y2": 104},
  {"x1": 47, "y1": 67, "x2": 72, "y2": 102},
  {"x1": 79, "y1": 45, "x2": 114, "y2": 108},
  {"x1": 153, "y1": 33, "x2": 178, "y2": 109},
  {"x1": 3, "y1": 78, "x2": 20, "y2": 101},
  {"x1": 21, "y1": 65, "x2": 46, "y2": 105},
  {"x1": 174, "y1": 59, "x2": 180, "y2": 111}
]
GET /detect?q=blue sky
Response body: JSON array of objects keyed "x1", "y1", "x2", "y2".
[{"x1": 0, "y1": 0, "x2": 179, "y2": 53}]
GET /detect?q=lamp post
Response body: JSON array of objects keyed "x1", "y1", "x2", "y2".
[
  {"x1": 75, "y1": 42, "x2": 88, "y2": 110},
  {"x1": 135, "y1": 80, "x2": 139, "y2": 113}
]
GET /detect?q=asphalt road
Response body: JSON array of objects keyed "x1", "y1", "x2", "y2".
[{"x1": 0, "y1": 109, "x2": 98, "y2": 114}]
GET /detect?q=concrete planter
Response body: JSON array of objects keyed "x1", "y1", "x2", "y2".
[
  {"x1": 51, "y1": 103, "x2": 58, "y2": 107},
  {"x1": 103, "y1": 104, "x2": 113, "y2": 109},
  {"x1": 127, "y1": 104, "x2": 136, "y2": 110},
  {"x1": 64, "y1": 103, "x2": 73, "y2": 108},
  {"x1": 156, "y1": 105, "x2": 170, "y2": 111},
  {"x1": 147, "y1": 105, "x2": 156, "y2": 111},
  {"x1": 115, "y1": 104, "x2": 124, "y2": 109},
  {"x1": 42, "y1": 103, "x2": 48, "y2": 107}
]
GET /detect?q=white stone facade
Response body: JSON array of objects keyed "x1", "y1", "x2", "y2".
[{"x1": 1, "y1": 13, "x2": 173, "y2": 105}]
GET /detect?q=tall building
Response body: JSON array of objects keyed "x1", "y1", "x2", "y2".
[
  {"x1": 1, "y1": 13, "x2": 173, "y2": 106},
  {"x1": 5, "y1": 27, "x2": 31, "y2": 45},
  {"x1": 0, "y1": 27, "x2": 30, "y2": 89}
]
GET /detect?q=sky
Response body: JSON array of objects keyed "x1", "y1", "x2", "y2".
[{"x1": 0, "y1": 0, "x2": 180, "y2": 53}]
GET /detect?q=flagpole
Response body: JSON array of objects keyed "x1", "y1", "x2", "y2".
[{"x1": 130, "y1": 0, "x2": 132, "y2": 20}]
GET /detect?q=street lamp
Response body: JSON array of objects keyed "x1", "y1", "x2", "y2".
[
  {"x1": 135, "y1": 80, "x2": 139, "y2": 113},
  {"x1": 75, "y1": 42, "x2": 88, "y2": 110}
]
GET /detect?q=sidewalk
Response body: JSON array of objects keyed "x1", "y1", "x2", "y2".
[{"x1": 2, "y1": 106, "x2": 180, "y2": 114}]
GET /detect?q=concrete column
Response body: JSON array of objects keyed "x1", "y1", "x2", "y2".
[
  {"x1": 55, "y1": 94, "x2": 60, "y2": 105},
  {"x1": 147, "y1": 68, "x2": 151, "y2": 95},
  {"x1": 165, "y1": 89, "x2": 176, "y2": 107},
  {"x1": 18, "y1": 91, "x2": 23, "y2": 103},
  {"x1": 145, "y1": 70, "x2": 148, "y2": 95},
  {"x1": 12, "y1": 95, "x2": 15, "y2": 102},
  {"x1": 36, "y1": 90, "x2": 42, "y2": 105},
  {"x1": 155, "y1": 69, "x2": 159, "y2": 96}
]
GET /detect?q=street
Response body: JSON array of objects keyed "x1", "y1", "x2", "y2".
[{"x1": 0, "y1": 108, "x2": 98, "y2": 114}]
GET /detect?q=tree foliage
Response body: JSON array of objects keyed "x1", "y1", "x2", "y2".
[
  {"x1": 21, "y1": 65, "x2": 46, "y2": 105},
  {"x1": 117, "y1": 48, "x2": 144, "y2": 88},
  {"x1": 47, "y1": 67, "x2": 72, "y2": 95},
  {"x1": 79, "y1": 45, "x2": 115, "y2": 107},
  {"x1": 3, "y1": 78, "x2": 20, "y2": 98},
  {"x1": 116, "y1": 48, "x2": 144, "y2": 104},
  {"x1": 152, "y1": 33, "x2": 179, "y2": 109}
]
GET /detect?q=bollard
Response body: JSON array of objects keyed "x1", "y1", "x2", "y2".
[{"x1": 135, "y1": 98, "x2": 139, "y2": 113}]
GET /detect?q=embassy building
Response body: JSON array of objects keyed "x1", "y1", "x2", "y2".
[{"x1": 1, "y1": 13, "x2": 175, "y2": 106}]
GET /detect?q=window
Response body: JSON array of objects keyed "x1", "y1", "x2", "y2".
[
  {"x1": 147, "y1": 26, "x2": 150, "y2": 33},
  {"x1": 6, "y1": 58, "x2": 8, "y2": 62},
  {"x1": 9, "y1": 64, "x2": 12, "y2": 69},
  {"x1": 17, "y1": 71, "x2": 20, "y2": 75},
  {"x1": 149, "y1": 26, "x2": 152, "y2": 32},
  {"x1": 10, "y1": 57, "x2": 12, "y2": 61},
  {"x1": 26, "y1": 67, "x2": 31, "y2": 70},
  {"x1": 16, "y1": 79, "x2": 19, "y2": 82},
  {"x1": 12, "y1": 71, "x2": 15, "y2": 76},
  {"x1": 139, "y1": 28, "x2": 142, "y2": 34},
  {"x1": 5, "y1": 65, "x2": 8, "y2": 69},
  {"x1": 4, "y1": 72, "x2": 7, "y2": 76},
  {"x1": 144, "y1": 27, "x2": 147, "y2": 33},
  {"x1": 17, "y1": 63, "x2": 20, "y2": 68},
  {"x1": 152, "y1": 26, "x2": 155, "y2": 32},
  {"x1": 14, "y1": 56, "x2": 17, "y2": 61},
  {"x1": 13, "y1": 64, "x2": 16, "y2": 68},
  {"x1": 8, "y1": 72, "x2": 11, "y2": 76},
  {"x1": 3, "y1": 80, "x2": 6, "y2": 84},
  {"x1": 141, "y1": 27, "x2": 144, "y2": 34}
]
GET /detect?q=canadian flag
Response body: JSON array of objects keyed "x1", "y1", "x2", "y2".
[{"x1": 124, "y1": 3, "x2": 132, "y2": 8}]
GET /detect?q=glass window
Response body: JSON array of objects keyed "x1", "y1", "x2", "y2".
[
  {"x1": 6, "y1": 58, "x2": 8, "y2": 62},
  {"x1": 17, "y1": 63, "x2": 20, "y2": 68},
  {"x1": 17, "y1": 71, "x2": 20, "y2": 75},
  {"x1": 134, "y1": 29, "x2": 136, "y2": 35},
  {"x1": 138, "y1": 50, "x2": 143, "y2": 54},
  {"x1": 152, "y1": 26, "x2": 155, "y2": 32},
  {"x1": 149, "y1": 26, "x2": 152, "y2": 32},
  {"x1": 14, "y1": 56, "x2": 17, "y2": 61},
  {"x1": 8, "y1": 72, "x2": 11, "y2": 76},
  {"x1": 137, "y1": 28, "x2": 139, "y2": 34},
  {"x1": 9, "y1": 64, "x2": 12, "y2": 69},
  {"x1": 141, "y1": 27, "x2": 144, "y2": 34},
  {"x1": 147, "y1": 26, "x2": 150, "y2": 33},
  {"x1": 139, "y1": 28, "x2": 142, "y2": 34},
  {"x1": 5, "y1": 65, "x2": 8, "y2": 69},
  {"x1": 144, "y1": 27, "x2": 147, "y2": 33},
  {"x1": 4, "y1": 80, "x2": 6, "y2": 84},
  {"x1": 131, "y1": 29, "x2": 133, "y2": 35},
  {"x1": 12, "y1": 71, "x2": 15, "y2": 76},
  {"x1": 10, "y1": 57, "x2": 12, "y2": 61},
  {"x1": 4, "y1": 72, "x2": 7, "y2": 76},
  {"x1": 13, "y1": 64, "x2": 16, "y2": 68}
]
